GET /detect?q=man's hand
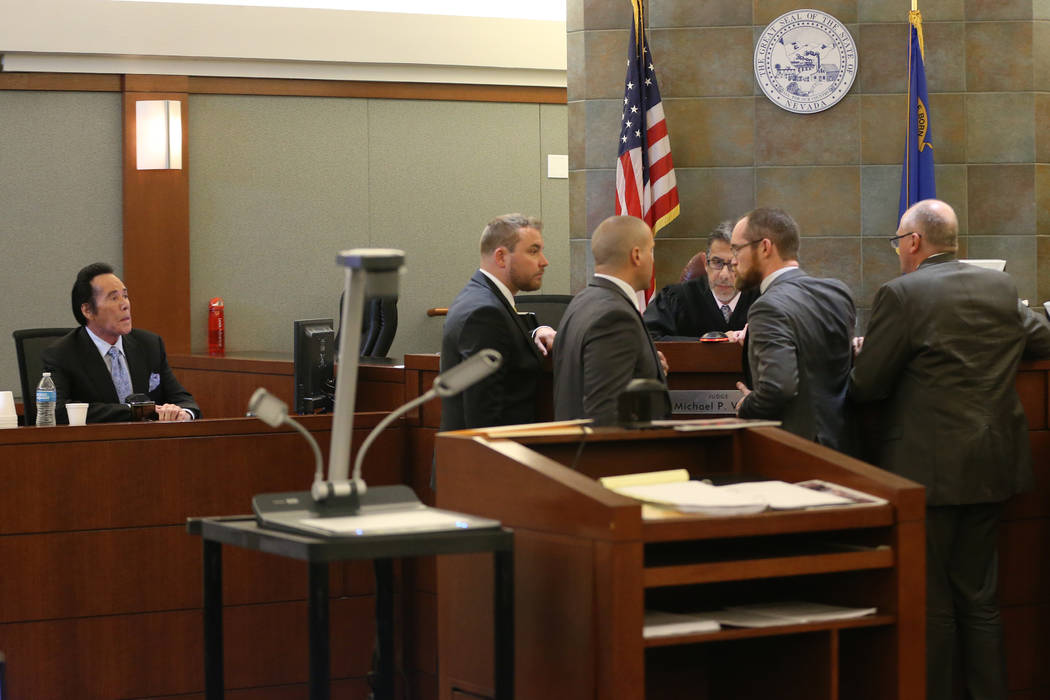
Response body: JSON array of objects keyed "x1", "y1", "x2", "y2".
[
  {"x1": 533, "y1": 325, "x2": 556, "y2": 356},
  {"x1": 734, "y1": 381, "x2": 751, "y2": 415},
  {"x1": 726, "y1": 324, "x2": 748, "y2": 345},
  {"x1": 156, "y1": 403, "x2": 192, "y2": 421},
  {"x1": 657, "y1": 350, "x2": 669, "y2": 376}
]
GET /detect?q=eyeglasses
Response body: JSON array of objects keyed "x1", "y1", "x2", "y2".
[
  {"x1": 707, "y1": 257, "x2": 733, "y2": 271},
  {"x1": 889, "y1": 231, "x2": 919, "y2": 251},
  {"x1": 729, "y1": 239, "x2": 763, "y2": 257}
]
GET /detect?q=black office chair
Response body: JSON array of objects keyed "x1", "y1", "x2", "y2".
[
  {"x1": 337, "y1": 292, "x2": 399, "y2": 361},
  {"x1": 513, "y1": 294, "x2": 573, "y2": 331},
  {"x1": 362, "y1": 296, "x2": 398, "y2": 359},
  {"x1": 12, "y1": 327, "x2": 73, "y2": 426}
]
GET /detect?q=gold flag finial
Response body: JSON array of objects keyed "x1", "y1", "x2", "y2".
[{"x1": 909, "y1": 8, "x2": 925, "y2": 60}]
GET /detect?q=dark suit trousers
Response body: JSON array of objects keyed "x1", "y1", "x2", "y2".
[{"x1": 926, "y1": 503, "x2": 1008, "y2": 700}]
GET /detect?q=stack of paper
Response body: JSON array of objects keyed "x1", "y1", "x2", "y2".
[
  {"x1": 643, "y1": 611, "x2": 721, "y2": 638},
  {"x1": 614, "y1": 481, "x2": 768, "y2": 515},
  {"x1": 712, "y1": 601, "x2": 877, "y2": 628}
]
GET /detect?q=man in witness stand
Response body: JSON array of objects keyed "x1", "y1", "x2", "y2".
[
  {"x1": 643, "y1": 221, "x2": 758, "y2": 340},
  {"x1": 440, "y1": 213, "x2": 556, "y2": 431},
  {"x1": 849, "y1": 199, "x2": 1050, "y2": 700},
  {"x1": 730, "y1": 207, "x2": 855, "y2": 451},
  {"x1": 42, "y1": 262, "x2": 200, "y2": 423},
  {"x1": 553, "y1": 215, "x2": 668, "y2": 425}
]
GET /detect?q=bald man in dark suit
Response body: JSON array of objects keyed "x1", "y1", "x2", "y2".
[
  {"x1": 553, "y1": 215, "x2": 668, "y2": 426},
  {"x1": 850, "y1": 199, "x2": 1050, "y2": 700}
]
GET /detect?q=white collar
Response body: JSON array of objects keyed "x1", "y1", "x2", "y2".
[
  {"x1": 760, "y1": 264, "x2": 799, "y2": 294},
  {"x1": 710, "y1": 288, "x2": 741, "y2": 312},
  {"x1": 85, "y1": 326, "x2": 125, "y2": 360},
  {"x1": 594, "y1": 273, "x2": 641, "y2": 311},
  {"x1": 479, "y1": 268, "x2": 517, "y2": 309}
]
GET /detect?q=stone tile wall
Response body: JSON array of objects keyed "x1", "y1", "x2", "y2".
[{"x1": 568, "y1": 0, "x2": 1050, "y2": 324}]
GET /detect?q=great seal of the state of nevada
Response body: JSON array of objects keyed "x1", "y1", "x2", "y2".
[{"x1": 754, "y1": 9, "x2": 858, "y2": 114}]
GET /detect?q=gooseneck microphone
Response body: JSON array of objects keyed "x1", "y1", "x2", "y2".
[
  {"x1": 345, "y1": 349, "x2": 502, "y2": 495},
  {"x1": 249, "y1": 348, "x2": 502, "y2": 514}
]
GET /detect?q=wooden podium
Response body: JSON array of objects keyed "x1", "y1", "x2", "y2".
[{"x1": 434, "y1": 424, "x2": 926, "y2": 700}]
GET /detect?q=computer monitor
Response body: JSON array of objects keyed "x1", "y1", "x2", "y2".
[{"x1": 293, "y1": 318, "x2": 335, "y2": 414}]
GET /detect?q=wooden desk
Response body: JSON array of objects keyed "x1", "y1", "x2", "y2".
[
  {"x1": 169, "y1": 352, "x2": 405, "y2": 418},
  {"x1": 0, "y1": 414, "x2": 405, "y2": 699}
]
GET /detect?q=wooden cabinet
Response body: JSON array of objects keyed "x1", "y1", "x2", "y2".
[{"x1": 434, "y1": 425, "x2": 926, "y2": 700}]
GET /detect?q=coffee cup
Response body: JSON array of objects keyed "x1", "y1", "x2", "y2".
[
  {"x1": 0, "y1": 390, "x2": 15, "y2": 418},
  {"x1": 67, "y1": 402, "x2": 89, "y2": 426}
]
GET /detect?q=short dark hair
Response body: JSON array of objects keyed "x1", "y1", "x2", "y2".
[
  {"x1": 706, "y1": 220, "x2": 734, "y2": 253},
  {"x1": 743, "y1": 207, "x2": 800, "y2": 261},
  {"x1": 72, "y1": 262, "x2": 115, "y2": 325}
]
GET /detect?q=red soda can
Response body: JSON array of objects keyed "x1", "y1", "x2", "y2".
[{"x1": 208, "y1": 297, "x2": 225, "y2": 356}]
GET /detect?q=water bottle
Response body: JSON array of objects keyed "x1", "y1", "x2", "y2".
[
  {"x1": 36, "y1": 372, "x2": 57, "y2": 427},
  {"x1": 208, "y1": 297, "x2": 225, "y2": 356}
]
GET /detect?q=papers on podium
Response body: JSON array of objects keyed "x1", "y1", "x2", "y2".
[{"x1": 600, "y1": 470, "x2": 886, "y2": 515}]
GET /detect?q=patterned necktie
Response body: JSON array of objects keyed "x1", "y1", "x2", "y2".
[
  {"x1": 107, "y1": 346, "x2": 133, "y2": 403},
  {"x1": 721, "y1": 304, "x2": 732, "y2": 323}
]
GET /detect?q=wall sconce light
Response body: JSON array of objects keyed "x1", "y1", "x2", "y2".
[{"x1": 136, "y1": 100, "x2": 182, "y2": 170}]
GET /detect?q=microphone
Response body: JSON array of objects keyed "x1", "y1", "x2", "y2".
[
  {"x1": 347, "y1": 349, "x2": 502, "y2": 491},
  {"x1": 248, "y1": 349, "x2": 503, "y2": 520},
  {"x1": 433, "y1": 348, "x2": 502, "y2": 397}
]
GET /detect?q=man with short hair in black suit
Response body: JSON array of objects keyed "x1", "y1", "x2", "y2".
[
  {"x1": 440, "y1": 214, "x2": 557, "y2": 431},
  {"x1": 643, "y1": 221, "x2": 758, "y2": 340},
  {"x1": 553, "y1": 215, "x2": 668, "y2": 425},
  {"x1": 850, "y1": 199, "x2": 1050, "y2": 700},
  {"x1": 730, "y1": 207, "x2": 856, "y2": 451},
  {"x1": 41, "y1": 262, "x2": 201, "y2": 424}
]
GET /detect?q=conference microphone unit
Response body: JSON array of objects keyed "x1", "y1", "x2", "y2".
[{"x1": 249, "y1": 349, "x2": 503, "y2": 537}]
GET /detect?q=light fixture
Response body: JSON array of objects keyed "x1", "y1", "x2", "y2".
[{"x1": 136, "y1": 100, "x2": 182, "y2": 170}]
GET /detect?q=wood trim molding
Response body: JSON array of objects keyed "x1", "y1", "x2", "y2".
[
  {"x1": 188, "y1": 76, "x2": 567, "y2": 103},
  {"x1": 122, "y1": 90, "x2": 192, "y2": 353},
  {"x1": 0, "y1": 72, "x2": 121, "y2": 91},
  {"x1": 0, "y1": 71, "x2": 566, "y2": 104}
]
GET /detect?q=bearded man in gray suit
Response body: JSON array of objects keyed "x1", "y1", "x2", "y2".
[
  {"x1": 730, "y1": 207, "x2": 856, "y2": 451},
  {"x1": 553, "y1": 215, "x2": 668, "y2": 425},
  {"x1": 850, "y1": 199, "x2": 1050, "y2": 700}
]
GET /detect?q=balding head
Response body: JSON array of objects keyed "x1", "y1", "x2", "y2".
[
  {"x1": 902, "y1": 199, "x2": 958, "y2": 252},
  {"x1": 591, "y1": 215, "x2": 654, "y2": 291}
]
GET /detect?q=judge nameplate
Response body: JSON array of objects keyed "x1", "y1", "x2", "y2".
[{"x1": 669, "y1": 389, "x2": 742, "y2": 415}]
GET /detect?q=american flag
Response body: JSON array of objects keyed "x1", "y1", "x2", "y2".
[{"x1": 615, "y1": 0, "x2": 679, "y2": 302}]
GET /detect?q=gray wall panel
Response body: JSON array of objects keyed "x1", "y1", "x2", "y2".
[
  {"x1": 538, "y1": 102, "x2": 571, "y2": 295},
  {"x1": 189, "y1": 94, "x2": 370, "y2": 355},
  {"x1": 190, "y1": 95, "x2": 568, "y2": 361},
  {"x1": 0, "y1": 91, "x2": 122, "y2": 401},
  {"x1": 367, "y1": 99, "x2": 560, "y2": 359}
]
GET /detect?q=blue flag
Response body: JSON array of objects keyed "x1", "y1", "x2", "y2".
[{"x1": 899, "y1": 9, "x2": 935, "y2": 220}]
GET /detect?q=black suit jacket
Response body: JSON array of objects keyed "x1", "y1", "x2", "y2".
[
  {"x1": 440, "y1": 271, "x2": 543, "y2": 431},
  {"x1": 737, "y1": 268, "x2": 856, "y2": 451},
  {"x1": 41, "y1": 327, "x2": 201, "y2": 424},
  {"x1": 553, "y1": 276, "x2": 667, "y2": 425},
  {"x1": 643, "y1": 276, "x2": 757, "y2": 340},
  {"x1": 850, "y1": 254, "x2": 1050, "y2": 505}
]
